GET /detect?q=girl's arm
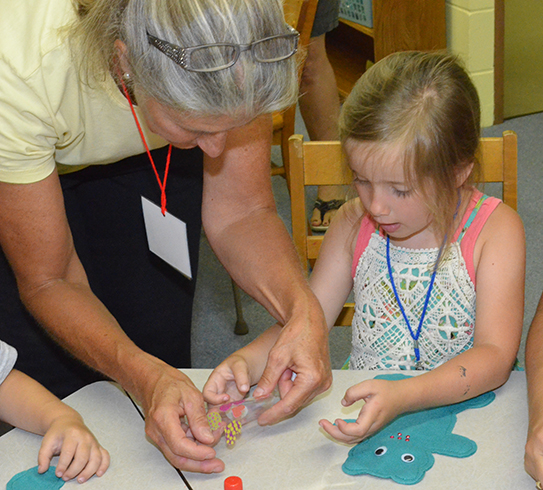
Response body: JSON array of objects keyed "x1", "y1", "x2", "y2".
[
  {"x1": 321, "y1": 203, "x2": 526, "y2": 443},
  {"x1": 309, "y1": 199, "x2": 362, "y2": 330},
  {"x1": 401, "y1": 202, "x2": 525, "y2": 406},
  {"x1": 205, "y1": 200, "x2": 361, "y2": 407},
  {"x1": 525, "y1": 293, "x2": 543, "y2": 482},
  {"x1": 0, "y1": 369, "x2": 109, "y2": 482}
]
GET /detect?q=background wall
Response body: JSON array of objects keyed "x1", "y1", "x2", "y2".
[
  {"x1": 503, "y1": 0, "x2": 543, "y2": 119},
  {"x1": 446, "y1": 0, "x2": 495, "y2": 127}
]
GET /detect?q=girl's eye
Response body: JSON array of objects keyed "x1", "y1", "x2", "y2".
[
  {"x1": 393, "y1": 188, "x2": 411, "y2": 198},
  {"x1": 354, "y1": 178, "x2": 370, "y2": 186}
]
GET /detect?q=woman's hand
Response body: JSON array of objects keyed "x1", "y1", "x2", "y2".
[
  {"x1": 140, "y1": 363, "x2": 224, "y2": 473},
  {"x1": 251, "y1": 306, "x2": 332, "y2": 425},
  {"x1": 38, "y1": 413, "x2": 109, "y2": 483},
  {"x1": 319, "y1": 378, "x2": 406, "y2": 444}
]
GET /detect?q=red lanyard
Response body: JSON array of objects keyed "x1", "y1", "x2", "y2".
[{"x1": 120, "y1": 79, "x2": 171, "y2": 216}]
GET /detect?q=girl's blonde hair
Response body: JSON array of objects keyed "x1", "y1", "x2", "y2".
[
  {"x1": 339, "y1": 51, "x2": 481, "y2": 243},
  {"x1": 68, "y1": 0, "x2": 299, "y2": 118}
]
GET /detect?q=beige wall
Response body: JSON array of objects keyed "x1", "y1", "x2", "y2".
[
  {"x1": 503, "y1": 0, "x2": 543, "y2": 119},
  {"x1": 446, "y1": 0, "x2": 495, "y2": 127}
]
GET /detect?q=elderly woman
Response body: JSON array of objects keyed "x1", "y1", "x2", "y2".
[{"x1": 0, "y1": 0, "x2": 331, "y2": 474}]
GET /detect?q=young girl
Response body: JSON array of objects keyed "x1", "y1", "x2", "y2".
[
  {"x1": 0, "y1": 339, "x2": 109, "y2": 483},
  {"x1": 203, "y1": 51, "x2": 525, "y2": 443}
]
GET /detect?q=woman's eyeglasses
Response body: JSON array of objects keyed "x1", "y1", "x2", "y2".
[{"x1": 147, "y1": 25, "x2": 299, "y2": 73}]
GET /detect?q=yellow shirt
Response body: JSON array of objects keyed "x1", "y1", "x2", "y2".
[{"x1": 0, "y1": 0, "x2": 166, "y2": 184}]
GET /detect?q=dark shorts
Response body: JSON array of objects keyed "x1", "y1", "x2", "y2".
[
  {"x1": 0, "y1": 146, "x2": 203, "y2": 397},
  {"x1": 311, "y1": 0, "x2": 341, "y2": 38}
]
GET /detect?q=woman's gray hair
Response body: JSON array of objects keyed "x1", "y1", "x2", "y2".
[{"x1": 69, "y1": 0, "x2": 299, "y2": 118}]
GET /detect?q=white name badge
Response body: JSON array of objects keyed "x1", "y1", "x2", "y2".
[{"x1": 141, "y1": 196, "x2": 192, "y2": 279}]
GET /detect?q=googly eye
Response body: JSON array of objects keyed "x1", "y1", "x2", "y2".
[
  {"x1": 401, "y1": 453, "x2": 415, "y2": 463},
  {"x1": 374, "y1": 446, "x2": 387, "y2": 456}
]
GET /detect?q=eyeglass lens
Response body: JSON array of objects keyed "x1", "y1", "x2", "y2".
[
  {"x1": 187, "y1": 35, "x2": 296, "y2": 71},
  {"x1": 252, "y1": 36, "x2": 296, "y2": 62},
  {"x1": 189, "y1": 45, "x2": 237, "y2": 71}
]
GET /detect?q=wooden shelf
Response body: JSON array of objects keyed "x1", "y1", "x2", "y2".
[
  {"x1": 339, "y1": 18, "x2": 373, "y2": 38},
  {"x1": 327, "y1": 0, "x2": 446, "y2": 98}
]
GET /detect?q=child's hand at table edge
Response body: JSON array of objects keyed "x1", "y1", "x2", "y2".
[
  {"x1": 318, "y1": 378, "x2": 406, "y2": 444},
  {"x1": 38, "y1": 411, "x2": 110, "y2": 483}
]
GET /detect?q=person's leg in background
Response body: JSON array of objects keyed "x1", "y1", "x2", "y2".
[{"x1": 298, "y1": 0, "x2": 346, "y2": 232}]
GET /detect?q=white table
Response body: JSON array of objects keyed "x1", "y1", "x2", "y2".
[{"x1": 0, "y1": 370, "x2": 535, "y2": 489}]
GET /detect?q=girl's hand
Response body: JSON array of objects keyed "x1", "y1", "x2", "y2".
[
  {"x1": 204, "y1": 326, "x2": 283, "y2": 406},
  {"x1": 203, "y1": 354, "x2": 254, "y2": 406},
  {"x1": 38, "y1": 413, "x2": 110, "y2": 483},
  {"x1": 319, "y1": 379, "x2": 406, "y2": 444}
]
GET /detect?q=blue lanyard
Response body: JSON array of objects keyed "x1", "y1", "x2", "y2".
[{"x1": 386, "y1": 236, "x2": 444, "y2": 366}]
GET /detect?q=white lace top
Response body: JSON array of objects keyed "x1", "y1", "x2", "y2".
[
  {"x1": 350, "y1": 237, "x2": 474, "y2": 370},
  {"x1": 349, "y1": 191, "x2": 500, "y2": 371}
]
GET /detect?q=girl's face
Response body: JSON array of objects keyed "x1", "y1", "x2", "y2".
[{"x1": 345, "y1": 139, "x2": 439, "y2": 249}]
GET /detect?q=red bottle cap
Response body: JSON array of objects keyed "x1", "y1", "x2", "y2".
[{"x1": 224, "y1": 475, "x2": 243, "y2": 489}]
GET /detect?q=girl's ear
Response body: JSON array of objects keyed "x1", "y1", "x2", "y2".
[{"x1": 455, "y1": 161, "x2": 474, "y2": 188}]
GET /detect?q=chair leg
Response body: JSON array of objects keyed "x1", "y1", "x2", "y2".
[{"x1": 231, "y1": 279, "x2": 249, "y2": 335}]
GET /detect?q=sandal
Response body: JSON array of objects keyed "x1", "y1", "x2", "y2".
[{"x1": 310, "y1": 198, "x2": 345, "y2": 232}]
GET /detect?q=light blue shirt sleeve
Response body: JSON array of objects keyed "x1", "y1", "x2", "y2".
[{"x1": 0, "y1": 340, "x2": 17, "y2": 385}]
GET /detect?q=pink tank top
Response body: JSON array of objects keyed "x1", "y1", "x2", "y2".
[
  {"x1": 351, "y1": 189, "x2": 501, "y2": 286},
  {"x1": 348, "y1": 189, "x2": 501, "y2": 370}
]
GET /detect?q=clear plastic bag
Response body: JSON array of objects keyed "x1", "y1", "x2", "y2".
[{"x1": 207, "y1": 388, "x2": 280, "y2": 447}]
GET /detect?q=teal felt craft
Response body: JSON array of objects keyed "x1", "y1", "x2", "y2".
[
  {"x1": 7, "y1": 466, "x2": 65, "y2": 490},
  {"x1": 341, "y1": 373, "x2": 495, "y2": 485}
]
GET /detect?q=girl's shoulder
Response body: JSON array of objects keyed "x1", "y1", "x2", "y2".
[
  {"x1": 473, "y1": 198, "x2": 525, "y2": 272},
  {"x1": 338, "y1": 197, "x2": 365, "y2": 221},
  {"x1": 330, "y1": 197, "x2": 366, "y2": 234},
  {"x1": 459, "y1": 188, "x2": 522, "y2": 242},
  {"x1": 322, "y1": 198, "x2": 366, "y2": 255},
  {"x1": 479, "y1": 200, "x2": 524, "y2": 240}
]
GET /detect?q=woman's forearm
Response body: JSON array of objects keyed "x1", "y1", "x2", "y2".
[{"x1": 21, "y1": 277, "x2": 167, "y2": 404}]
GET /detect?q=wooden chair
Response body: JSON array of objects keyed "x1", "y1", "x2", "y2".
[
  {"x1": 287, "y1": 130, "x2": 518, "y2": 326},
  {"x1": 270, "y1": 0, "x2": 319, "y2": 184},
  {"x1": 477, "y1": 130, "x2": 518, "y2": 210},
  {"x1": 288, "y1": 134, "x2": 355, "y2": 326}
]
